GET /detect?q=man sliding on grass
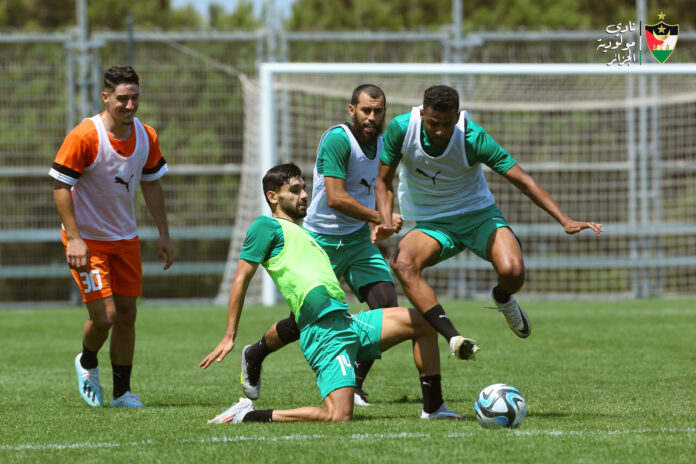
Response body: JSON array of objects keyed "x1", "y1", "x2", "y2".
[{"x1": 199, "y1": 162, "x2": 477, "y2": 423}]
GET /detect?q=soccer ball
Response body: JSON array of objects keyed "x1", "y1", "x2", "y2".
[{"x1": 474, "y1": 383, "x2": 526, "y2": 429}]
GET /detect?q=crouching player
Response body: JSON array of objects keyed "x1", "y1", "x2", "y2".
[{"x1": 199, "y1": 163, "x2": 478, "y2": 423}]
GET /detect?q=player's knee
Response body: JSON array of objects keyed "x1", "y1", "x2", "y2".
[
  {"x1": 90, "y1": 313, "x2": 114, "y2": 331},
  {"x1": 391, "y1": 250, "x2": 417, "y2": 279},
  {"x1": 498, "y1": 258, "x2": 525, "y2": 282},
  {"x1": 331, "y1": 414, "x2": 351, "y2": 423},
  {"x1": 275, "y1": 315, "x2": 300, "y2": 344},
  {"x1": 361, "y1": 281, "x2": 398, "y2": 309},
  {"x1": 113, "y1": 312, "x2": 136, "y2": 328},
  {"x1": 329, "y1": 410, "x2": 352, "y2": 422}
]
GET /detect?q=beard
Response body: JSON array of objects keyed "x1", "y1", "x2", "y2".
[
  {"x1": 351, "y1": 115, "x2": 383, "y2": 146},
  {"x1": 279, "y1": 198, "x2": 307, "y2": 221}
]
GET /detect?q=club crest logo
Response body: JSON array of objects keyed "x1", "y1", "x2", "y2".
[{"x1": 644, "y1": 12, "x2": 679, "y2": 63}]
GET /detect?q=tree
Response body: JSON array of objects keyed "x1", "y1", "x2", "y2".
[
  {"x1": 286, "y1": 0, "x2": 450, "y2": 31},
  {"x1": 210, "y1": 1, "x2": 262, "y2": 31}
]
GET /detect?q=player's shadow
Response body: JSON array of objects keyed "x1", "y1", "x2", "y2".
[
  {"x1": 380, "y1": 395, "x2": 425, "y2": 405},
  {"x1": 379, "y1": 395, "x2": 466, "y2": 405}
]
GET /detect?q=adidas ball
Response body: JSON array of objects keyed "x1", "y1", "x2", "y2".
[{"x1": 474, "y1": 383, "x2": 526, "y2": 429}]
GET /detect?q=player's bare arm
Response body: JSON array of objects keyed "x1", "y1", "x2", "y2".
[
  {"x1": 373, "y1": 161, "x2": 399, "y2": 242},
  {"x1": 199, "y1": 259, "x2": 258, "y2": 369},
  {"x1": 324, "y1": 176, "x2": 382, "y2": 223},
  {"x1": 503, "y1": 164, "x2": 603, "y2": 237},
  {"x1": 140, "y1": 179, "x2": 174, "y2": 269},
  {"x1": 53, "y1": 180, "x2": 89, "y2": 272}
]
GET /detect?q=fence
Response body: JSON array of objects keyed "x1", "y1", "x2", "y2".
[{"x1": 1, "y1": 28, "x2": 695, "y2": 303}]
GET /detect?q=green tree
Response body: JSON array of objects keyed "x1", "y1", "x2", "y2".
[
  {"x1": 285, "y1": 0, "x2": 695, "y2": 32},
  {"x1": 286, "y1": 0, "x2": 450, "y2": 31},
  {"x1": 210, "y1": 1, "x2": 262, "y2": 31}
]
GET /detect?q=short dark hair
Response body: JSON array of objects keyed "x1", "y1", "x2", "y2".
[
  {"x1": 351, "y1": 84, "x2": 386, "y2": 106},
  {"x1": 103, "y1": 66, "x2": 140, "y2": 92},
  {"x1": 263, "y1": 163, "x2": 303, "y2": 206},
  {"x1": 423, "y1": 85, "x2": 459, "y2": 113}
]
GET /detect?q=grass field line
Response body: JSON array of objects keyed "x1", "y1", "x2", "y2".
[{"x1": 3, "y1": 428, "x2": 695, "y2": 452}]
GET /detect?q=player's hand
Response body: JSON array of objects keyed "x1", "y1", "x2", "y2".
[
  {"x1": 371, "y1": 224, "x2": 398, "y2": 243},
  {"x1": 391, "y1": 213, "x2": 403, "y2": 233},
  {"x1": 158, "y1": 234, "x2": 174, "y2": 270},
  {"x1": 65, "y1": 237, "x2": 89, "y2": 272},
  {"x1": 563, "y1": 220, "x2": 603, "y2": 237},
  {"x1": 199, "y1": 335, "x2": 235, "y2": 369}
]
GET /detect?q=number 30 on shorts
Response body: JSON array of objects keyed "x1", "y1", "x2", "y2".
[
  {"x1": 79, "y1": 269, "x2": 103, "y2": 293},
  {"x1": 335, "y1": 354, "x2": 353, "y2": 376}
]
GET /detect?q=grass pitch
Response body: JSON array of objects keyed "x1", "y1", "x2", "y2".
[{"x1": 1, "y1": 298, "x2": 694, "y2": 463}]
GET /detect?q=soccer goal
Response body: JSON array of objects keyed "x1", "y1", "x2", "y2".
[{"x1": 216, "y1": 62, "x2": 696, "y2": 305}]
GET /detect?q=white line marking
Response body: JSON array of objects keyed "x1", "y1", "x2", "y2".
[{"x1": 2, "y1": 428, "x2": 694, "y2": 452}]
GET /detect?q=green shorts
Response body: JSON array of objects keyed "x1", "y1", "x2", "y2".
[
  {"x1": 412, "y1": 203, "x2": 518, "y2": 263},
  {"x1": 309, "y1": 226, "x2": 393, "y2": 301},
  {"x1": 299, "y1": 307, "x2": 383, "y2": 399}
]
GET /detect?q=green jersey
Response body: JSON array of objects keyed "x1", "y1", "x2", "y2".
[
  {"x1": 381, "y1": 112, "x2": 516, "y2": 174},
  {"x1": 240, "y1": 216, "x2": 346, "y2": 328},
  {"x1": 316, "y1": 123, "x2": 378, "y2": 180}
]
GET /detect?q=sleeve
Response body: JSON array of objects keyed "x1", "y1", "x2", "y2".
[
  {"x1": 49, "y1": 121, "x2": 98, "y2": 185},
  {"x1": 380, "y1": 113, "x2": 410, "y2": 167},
  {"x1": 465, "y1": 120, "x2": 517, "y2": 175},
  {"x1": 240, "y1": 217, "x2": 284, "y2": 263},
  {"x1": 317, "y1": 128, "x2": 351, "y2": 179},
  {"x1": 141, "y1": 124, "x2": 168, "y2": 181}
]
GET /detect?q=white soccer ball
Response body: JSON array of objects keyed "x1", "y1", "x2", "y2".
[{"x1": 474, "y1": 383, "x2": 526, "y2": 429}]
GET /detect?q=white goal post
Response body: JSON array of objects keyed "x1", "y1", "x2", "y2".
[{"x1": 216, "y1": 62, "x2": 696, "y2": 305}]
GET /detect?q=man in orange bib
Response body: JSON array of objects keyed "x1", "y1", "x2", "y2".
[{"x1": 50, "y1": 66, "x2": 173, "y2": 408}]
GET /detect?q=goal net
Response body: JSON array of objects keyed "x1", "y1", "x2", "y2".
[{"x1": 217, "y1": 63, "x2": 696, "y2": 305}]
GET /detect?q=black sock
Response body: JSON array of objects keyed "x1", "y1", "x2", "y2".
[
  {"x1": 242, "y1": 409, "x2": 273, "y2": 422},
  {"x1": 493, "y1": 286, "x2": 511, "y2": 304},
  {"x1": 112, "y1": 364, "x2": 132, "y2": 399},
  {"x1": 245, "y1": 336, "x2": 272, "y2": 365},
  {"x1": 80, "y1": 343, "x2": 99, "y2": 369},
  {"x1": 420, "y1": 375, "x2": 443, "y2": 414},
  {"x1": 354, "y1": 359, "x2": 375, "y2": 389},
  {"x1": 422, "y1": 305, "x2": 460, "y2": 341}
]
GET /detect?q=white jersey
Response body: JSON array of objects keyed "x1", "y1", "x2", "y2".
[
  {"x1": 304, "y1": 124, "x2": 382, "y2": 235},
  {"x1": 398, "y1": 106, "x2": 495, "y2": 221},
  {"x1": 71, "y1": 115, "x2": 149, "y2": 240}
]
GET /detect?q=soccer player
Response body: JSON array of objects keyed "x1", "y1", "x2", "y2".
[
  {"x1": 239, "y1": 85, "x2": 402, "y2": 406},
  {"x1": 50, "y1": 66, "x2": 173, "y2": 408},
  {"x1": 200, "y1": 163, "x2": 468, "y2": 424},
  {"x1": 374, "y1": 85, "x2": 603, "y2": 357}
]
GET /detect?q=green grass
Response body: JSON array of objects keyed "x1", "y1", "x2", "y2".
[{"x1": 1, "y1": 299, "x2": 695, "y2": 463}]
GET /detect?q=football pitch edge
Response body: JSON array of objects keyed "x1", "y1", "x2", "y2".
[{"x1": 3, "y1": 427, "x2": 695, "y2": 451}]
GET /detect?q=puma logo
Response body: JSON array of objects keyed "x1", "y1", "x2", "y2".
[
  {"x1": 114, "y1": 174, "x2": 134, "y2": 192},
  {"x1": 360, "y1": 177, "x2": 375, "y2": 194},
  {"x1": 416, "y1": 168, "x2": 441, "y2": 185}
]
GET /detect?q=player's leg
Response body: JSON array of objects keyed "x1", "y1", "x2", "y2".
[
  {"x1": 390, "y1": 230, "x2": 476, "y2": 359},
  {"x1": 105, "y1": 247, "x2": 146, "y2": 407},
  {"x1": 208, "y1": 386, "x2": 355, "y2": 424},
  {"x1": 267, "y1": 386, "x2": 355, "y2": 422},
  {"x1": 240, "y1": 311, "x2": 300, "y2": 399},
  {"x1": 212, "y1": 310, "x2": 359, "y2": 424},
  {"x1": 353, "y1": 280, "x2": 397, "y2": 404},
  {"x1": 360, "y1": 281, "x2": 398, "y2": 309},
  {"x1": 75, "y1": 296, "x2": 115, "y2": 407},
  {"x1": 486, "y1": 227, "x2": 531, "y2": 338},
  {"x1": 378, "y1": 307, "x2": 463, "y2": 419},
  {"x1": 70, "y1": 248, "x2": 114, "y2": 407},
  {"x1": 108, "y1": 294, "x2": 145, "y2": 407}
]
